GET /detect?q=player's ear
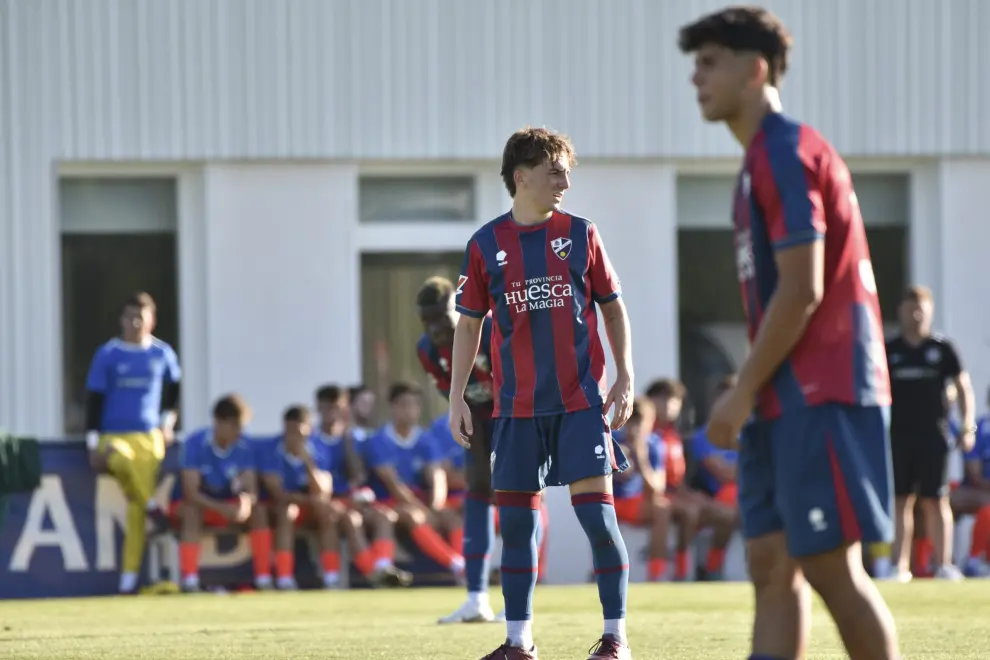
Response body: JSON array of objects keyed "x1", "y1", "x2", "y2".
[{"x1": 749, "y1": 54, "x2": 770, "y2": 88}]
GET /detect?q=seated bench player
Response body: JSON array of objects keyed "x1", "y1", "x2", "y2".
[
  {"x1": 313, "y1": 384, "x2": 410, "y2": 586},
  {"x1": 646, "y1": 379, "x2": 701, "y2": 581},
  {"x1": 950, "y1": 391, "x2": 990, "y2": 577},
  {"x1": 363, "y1": 382, "x2": 465, "y2": 580},
  {"x1": 612, "y1": 397, "x2": 672, "y2": 582},
  {"x1": 689, "y1": 375, "x2": 743, "y2": 581},
  {"x1": 172, "y1": 394, "x2": 261, "y2": 593},
  {"x1": 256, "y1": 404, "x2": 346, "y2": 590}
]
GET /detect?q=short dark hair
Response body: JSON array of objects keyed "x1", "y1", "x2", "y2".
[
  {"x1": 417, "y1": 276, "x2": 455, "y2": 309},
  {"x1": 646, "y1": 378, "x2": 687, "y2": 400},
  {"x1": 500, "y1": 126, "x2": 577, "y2": 197},
  {"x1": 283, "y1": 404, "x2": 311, "y2": 424},
  {"x1": 902, "y1": 285, "x2": 933, "y2": 304},
  {"x1": 213, "y1": 394, "x2": 251, "y2": 423},
  {"x1": 627, "y1": 397, "x2": 657, "y2": 427},
  {"x1": 316, "y1": 384, "x2": 347, "y2": 405},
  {"x1": 678, "y1": 6, "x2": 792, "y2": 86},
  {"x1": 388, "y1": 381, "x2": 422, "y2": 403},
  {"x1": 122, "y1": 292, "x2": 156, "y2": 314}
]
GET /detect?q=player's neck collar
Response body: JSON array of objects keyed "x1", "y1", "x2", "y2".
[{"x1": 386, "y1": 423, "x2": 420, "y2": 446}]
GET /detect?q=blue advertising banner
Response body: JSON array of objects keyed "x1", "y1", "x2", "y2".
[{"x1": 0, "y1": 441, "x2": 454, "y2": 599}]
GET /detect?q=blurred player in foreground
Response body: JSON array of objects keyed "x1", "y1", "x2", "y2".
[
  {"x1": 416, "y1": 277, "x2": 504, "y2": 623},
  {"x1": 257, "y1": 405, "x2": 341, "y2": 590},
  {"x1": 314, "y1": 385, "x2": 411, "y2": 587},
  {"x1": 85, "y1": 292, "x2": 181, "y2": 594},
  {"x1": 451, "y1": 127, "x2": 634, "y2": 660},
  {"x1": 680, "y1": 7, "x2": 900, "y2": 659},
  {"x1": 173, "y1": 395, "x2": 258, "y2": 593},
  {"x1": 612, "y1": 398, "x2": 671, "y2": 582}
]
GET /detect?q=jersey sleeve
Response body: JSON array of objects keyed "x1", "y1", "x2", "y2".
[
  {"x1": 417, "y1": 342, "x2": 451, "y2": 399},
  {"x1": 255, "y1": 438, "x2": 281, "y2": 474},
  {"x1": 648, "y1": 434, "x2": 666, "y2": 471},
  {"x1": 753, "y1": 136, "x2": 827, "y2": 250},
  {"x1": 965, "y1": 422, "x2": 989, "y2": 462},
  {"x1": 940, "y1": 339, "x2": 963, "y2": 378},
  {"x1": 85, "y1": 346, "x2": 111, "y2": 393},
  {"x1": 422, "y1": 434, "x2": 444, "y2": 465},
  {"x1": 178, "y1": 433, "x2": 200, "y2": 470},
  {"x1": 587, "y1": 224, "x2": 621, "y2": 304},
  {"x1": 363, "y1": 434, "x2": 393, "y2": 470},
  {"x1": 163, "y1": 344, "x2": 182, "y2": 382},
  {"x1": 691, "y1": 428, "x2": 715, "y2": 463},
  {"x1": 455, "y1": 239, "x2": 490, "y2": 318}
]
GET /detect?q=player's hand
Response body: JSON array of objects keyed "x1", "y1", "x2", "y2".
[
  {"x1": 604, "y1": 371, "x2": 634, "y2": 430},
  {"x1": 957, "y1": 428, "x2": 977, "y2": 453},
  {"x1": 707, "y1": 386, "x2": 754, "y2": 449},
  {"x1": 160, "y1": 425, "x2": 175, "y2": 446},
  {"x1": 448, "y1": 397, "x2": 473, "y2": 449},
  {"x1": 232, "y1": 493, "x2": 253, "y2": 524}
]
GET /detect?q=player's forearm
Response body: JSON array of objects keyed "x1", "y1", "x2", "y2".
[
  {"x1": 737, "y1": 290, "x2": 819, "y2": 397},
  {"x1": 955, "y1": 373, "x2": 976, "y2": 428},
  {"x1": 601, "y1": 299, "x2": 633, "y2": 377},
  {"x1": 429, "y1": 470, "x2": 447, "y2": 509},
  {"x1": 84, "y1": 391, "x2": 105, "y2": 450},
  {"x1": 450, "y1": 316, "x2": 484, "y2": 397},
  {"x1": 343, "y1": 440, "x2": 368, "y2": 487}
]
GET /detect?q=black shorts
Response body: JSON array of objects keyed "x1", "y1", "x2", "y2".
[
  {"x1": 891, "y1": 431, "x2": 951, "y2": 499},
  {"x1": 465, "y1": 408, "x2": 495, "y2": 496}
]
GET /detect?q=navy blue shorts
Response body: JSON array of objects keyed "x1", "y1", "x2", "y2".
[
  {"x1": 739, "y1": 404, "x2": 894, "y2": 558},
  {"x1": 491, "y1": 407, "x2": 629, "y2": 492}
]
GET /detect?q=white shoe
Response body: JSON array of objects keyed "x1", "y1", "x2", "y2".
[
  {"x1": 437, "y1": 598, "x2": 496, "y2": 624},
  {"x1": 494, "y1": 608, "x2": 507, "y2": 622},
  {"x1": 276, "y1": 577, "x2": 298, "y2": 591},
  {"x1": 882, "y1": 567, "x2": 912, "y2": 583},
  {"x1": 934, "y1": 564, "x2": 964, "y2": 581}
]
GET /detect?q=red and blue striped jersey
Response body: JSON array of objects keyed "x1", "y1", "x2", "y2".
[
  {"x1": 456, "y1": 210, "x2": 621, "y2": 418},
  {"x1": 734, "y1": 113, "x2": 891, "y2": 420},
  {"x1": 417, "y1": 316, "x2": 495, "y2": 411}
]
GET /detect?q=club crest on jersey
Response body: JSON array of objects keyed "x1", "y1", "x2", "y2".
[
  {"x1": 550, "y1": 237, "x2": 572, "y2": 260},
  {"x1": 456, "y1": 275, "x2": 468, "y2": 296}
]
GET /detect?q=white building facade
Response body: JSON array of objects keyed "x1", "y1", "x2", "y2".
[{"x1": 2, "y1": 0, "x2": 989, "y2": 436}]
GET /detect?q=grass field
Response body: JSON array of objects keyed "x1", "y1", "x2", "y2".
[{"x1": 0, "y1": 581, "x2": 986, "y2": 659}]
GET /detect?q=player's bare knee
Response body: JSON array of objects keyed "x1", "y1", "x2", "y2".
[
  {"x1": 345, "y1": 509, "x2": 363, "y2": 530},
  {"x1": 568, "y1": 475, "x2": 609, "y2": 496},
  {"x1": 798, "y1": 544, "x2": 864, "y2": 598},
  {"x1": 747, "y1": 534, "x2": 796, "y2": 590}
]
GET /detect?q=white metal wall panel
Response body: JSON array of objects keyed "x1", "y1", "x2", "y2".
[
  {"x1": 2, "y1": 0, "x2": 990, "y2": 434},
  {"x1": 4, "y1": 0, "x2": 988, "y2": 162}
]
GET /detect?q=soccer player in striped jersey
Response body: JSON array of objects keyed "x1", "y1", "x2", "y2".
[
  {"x1": 451, "y1": 127, "x2": 634, "y2": 660},
  {"x1": 416, "y1": 276, "x2": 503, "y2": 623},
  {"x1": 85, "y1": 292, "x2": 180, "y2": 594},
  {"x1": 680, "y1": 6, "x2": 900, "y2": 659}
]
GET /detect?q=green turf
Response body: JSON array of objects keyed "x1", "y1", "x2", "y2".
[{"x1": 0, "y1": 581, "x2": 986, "y2": 659}]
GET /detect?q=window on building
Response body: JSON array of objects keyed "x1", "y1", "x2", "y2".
[
  {"x1": 360, "y1": 252, "x2": 463, "y2": 424},
  {"x1": 59, "y1": 177, "x2": 180, "y2": 434},
  {"x1": 359, "y1": 176, "x2": 475, "y2": 222},
  {"x1": 675, "y1": 172, "x2": 908, "y2": 425}
]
